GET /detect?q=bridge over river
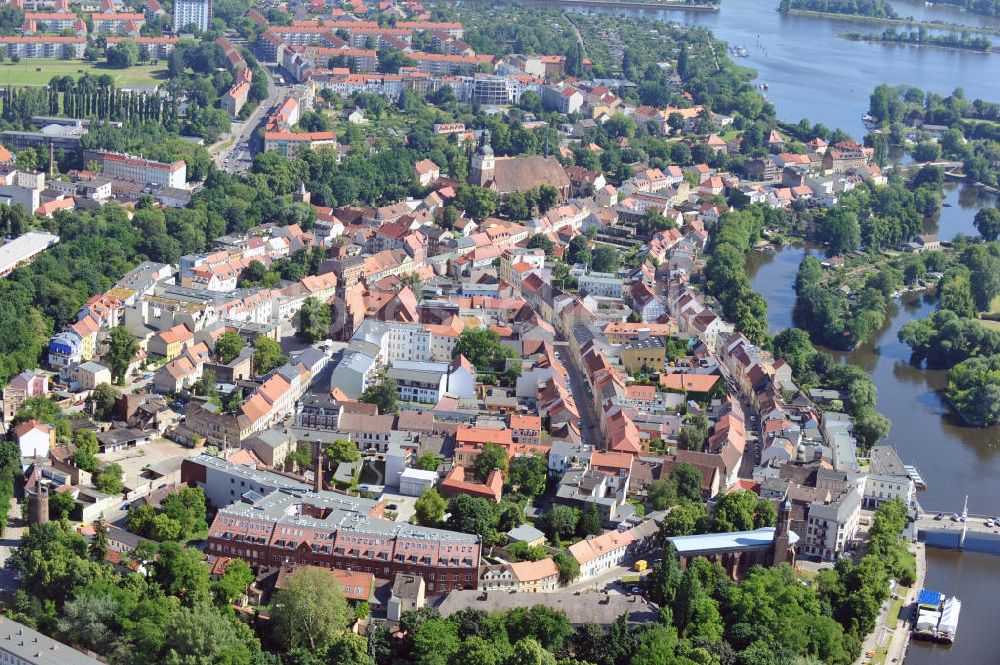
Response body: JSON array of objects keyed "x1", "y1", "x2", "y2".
[{"x1": 914, "y1": 498, "x2": 1000, "y2": 555}]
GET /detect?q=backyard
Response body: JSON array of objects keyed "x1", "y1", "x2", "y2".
[{"x1": 0, "y1": 59, "x2": 167, "y2": 87}]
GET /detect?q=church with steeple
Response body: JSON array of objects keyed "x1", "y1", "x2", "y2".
[{"x1": 467, "y1": 129, "x2": 571, "y2": 199}]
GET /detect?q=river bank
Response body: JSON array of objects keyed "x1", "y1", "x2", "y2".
[{"x1": 782, "y1": 7, "x2": 1000, "y2": 35}]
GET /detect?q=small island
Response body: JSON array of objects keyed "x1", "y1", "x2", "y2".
[{"x1": 840, "y1": 28, "x2": 993, "y2": 52}]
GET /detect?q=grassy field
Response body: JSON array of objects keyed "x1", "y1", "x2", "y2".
[{"x1": 0, "y1": 60, "x2": 166, "y2": 87}]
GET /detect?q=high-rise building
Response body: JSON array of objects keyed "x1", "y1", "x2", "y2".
[{"x1": 173, "y1": 0, "x2": 211, "y2": 33}]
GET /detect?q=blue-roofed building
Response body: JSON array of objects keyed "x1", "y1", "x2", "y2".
[{"x1": 918, "y1": 589, "x2": 944, "y2": 610}]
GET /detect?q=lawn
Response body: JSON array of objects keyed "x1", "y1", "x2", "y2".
[{"x1": 0, "y1": 59, "x2": 167, "y2": 87}]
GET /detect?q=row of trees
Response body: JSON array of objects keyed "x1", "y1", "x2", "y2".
[{"x1": 705, "y1": 206, "x2": 772, "y2": 345}]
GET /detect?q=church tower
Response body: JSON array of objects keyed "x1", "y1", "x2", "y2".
[
  {"x1": 771, "y1": 499, "x2": 793, "y2": 567},
  {"x1": 469, "y1": 129, "x2": 495, "y2": 187}
]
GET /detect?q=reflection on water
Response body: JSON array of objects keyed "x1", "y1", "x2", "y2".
[{"x1": 907, "y1": 548, "x2": 1000, "y2": 665}]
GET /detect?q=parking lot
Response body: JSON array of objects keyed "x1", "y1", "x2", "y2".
[
  {"x1": 378, "y1": 492, "x2": 417, "y2": 523},
  {"x1": 102, "y1": 437, "x2": 200, "y2": 488}
]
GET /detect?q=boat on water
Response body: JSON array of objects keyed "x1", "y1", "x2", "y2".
[
  {"x1": 913, "y1": 589, "x2": 961, "y2": 644},
  {"x1": 905, "y1": 465, "x2": 927, "y2": 491},
  {"x1": 728, "y1": 45, "x2": 749, "y2": 57}
]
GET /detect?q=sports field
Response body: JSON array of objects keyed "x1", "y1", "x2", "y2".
[{"x1": 0, "y1": 60, "x2": 166, "y2": 87}]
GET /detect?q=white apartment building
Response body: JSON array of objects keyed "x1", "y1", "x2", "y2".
[{"x1": 173, "y1": 0, "x2": 211, "y2": 32}]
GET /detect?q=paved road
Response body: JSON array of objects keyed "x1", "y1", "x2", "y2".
[
  {"x1": 553, "y1": 341, "x2": 602, "y2": 449},
  {"x1": 562, "y1": 551, "x2": 656, "y2": 593},
  {"x1": 0, "y1": 497, "x2": 25, "y2": 597},
  {"x1": 213, "y1": 63, "x2": 286, "y2": 174}
]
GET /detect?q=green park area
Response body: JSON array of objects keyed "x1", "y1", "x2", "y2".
[{"x1": 0, "y1": 59, "x2": 166, "y2": 87}]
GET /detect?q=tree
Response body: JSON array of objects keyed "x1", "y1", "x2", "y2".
[
  {"x1": 473, "y1": 443, "x2": 508, "y2": 482},
  {"x1": 445, "y1": 494, "x2": 497, "y2": 539},
  {"x1": 298, "y1": 296, "x2": 332, "y2": 342},
  {"x1": 271, "y1": 567, "x2": 351, "y2": 651},
  {"x1": 645, "y1": 543, "x2": 681, "y2": 606},
  {"x1": 414, "y1": 487, "x2": 446, "y2": 526},
  {"x1": 507, "y1": 454, "x2": 547, "y2": 497},
  {"x1": 71, "y1": 428, "x2": 100, "y2": 472},
  {"x1": 566, "y1": 235, "x2": 592, "y2": 266},
  {"x1": 554, "y1": 551, "x2": 580, "y2": 584},
  {"x1": 591, "y1": 246, "x2": 620, "y2": 273},
  {"x1": 670, "y1": 462, "x2": 702, "y2": 502},
  {"x1": 89, "y1": 519, "x2": 109, "y2": 561},
  {"x1": 415, "y1": 452, "x2": 441, "y2": 471},
  {"x1": 252, "y1": 336, "x2": 286, "y2": 376},
  {"x1": 325, "y1": 632, "x2": 374, "y2": 665},
  {"x1": 577, "y1": 503, "x2": 602, "y2": 537},
  {"x1": 96, "y1": 463, "x2": 124, "y2": 495},
  {"x1": 155, "y1": 541, "x2": 210, "y2": 604},
  {"x1": 215, "y1": 331, "x2": 244, "y2": 364},
  {"x1": 58, "y1": 593, "x2": 117, "y2": 653},
  {"x1": 660, "y1": 502, "x2": 705, "y2": 537},
  {"x1": 647, "y1": 479, "x2": 677, "y2": 511},
  {"x1": 49, "y1": 490, "x2": 77, "y2": 520},
  {"x1": 938, "y1": 272, "x2": 977, "y2": 318},
  {"x1": 711, "y1": 491, "x2": 775, "y2": 532},
  {"x1": 87, "y1": 383, "x2": 119, "y2": 421},
  {"x1": 974, "y1": 207, "x2": 1000, "y2": 241},
  {"x1": 211, "y1": 558, "x2": 254, "y2": 606},
  {"x1": 359, "y1": 377, "x2": 397, "y2": 414},
  {"x1": 325, "y1": 439, "x2": 360, "y2": 465},
  {"x1": 527, "y1": 234, "x2": 554, "y2": 255},
  {"x1": 453, "y1": 328, "x2": 518, "y2": 383},
  {"x1": 412, "y1": 618, "x2": 460, "y2": 665},
  {"x1": 162, "y1": 603, "x2": 258, "y2": 665},
  {"x1": 539, "y1": 505, "x2": 578, "y2": 542},
  {"x1": 510, "y1": 638, "x2": 557, "y2": 665},
  {"x1": 105, "y1": 326, "x2": 139, "y2": 385}
]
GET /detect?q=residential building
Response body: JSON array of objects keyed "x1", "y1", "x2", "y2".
[
  {"x1": 2, "y1": 370, "x2": 48, "y2": 422},
  {"x1": 478, "y1": 558, "x2": 559, "y2": 593},
  {"x1": 568, "y1": 528, "x2": 634, "y2": 580},
  {"x1": 864, "y1": 445, "x2": 916, "y2": 509},
  {"x1": 14, "y1": 420, "x2": 53, "y2": 458},
  {"x1": 173, "y1": 0, "x2": 211, "y2": 32}
]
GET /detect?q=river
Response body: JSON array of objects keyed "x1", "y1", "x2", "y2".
[
  {"x1": 746, "y1": 203, "x2": 999, "y2": 664},
  {"x1": 553, "y1": 0, "x2": 1000, "y2": 654},
  {"x1": 569, "y1": 0, "x2": 1000, "y2": 137}
]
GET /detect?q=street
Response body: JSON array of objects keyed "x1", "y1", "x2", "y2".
[
  {"x1": 553, "y1": 341, "x2": 601, "y2": 450},
  {"x1": 0, "y1": 497, "x2": 25, "y2": 597},
  {"x1": 212, "y1": 61, "x2": 287, "y2": 174}
]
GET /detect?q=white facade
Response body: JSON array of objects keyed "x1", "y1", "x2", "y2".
[
  {"x1": 398, "y1": 468, "x2": 438, "y2": 497},
  {"x1": 173, "y1": 0, "x2": 211, "y2": 32},
  {"x1": 17, "y1": 427, "x2": 50, "y2": 458}
]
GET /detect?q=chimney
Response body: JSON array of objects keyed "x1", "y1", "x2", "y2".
[{"x1": 312, "y1": 440, "x2": 323, "y2": 492}]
